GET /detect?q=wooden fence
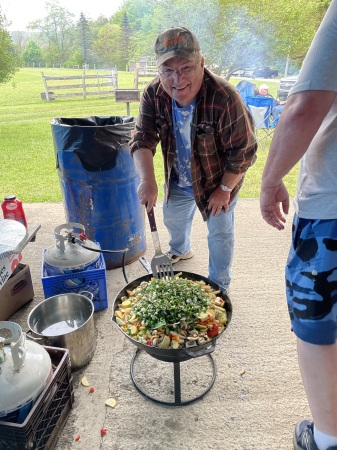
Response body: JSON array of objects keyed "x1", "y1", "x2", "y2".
[
  {"x1": 133, "y1": 67, "x2": 157, "y2": 90},
  {"x1": 40, "y1": 69, "x2": 118, "y2": 101}
]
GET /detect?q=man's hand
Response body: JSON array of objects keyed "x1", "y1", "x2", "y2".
[
  {"x1": 137, "y1": 179, "x2": 158, "y2": 212},
  {"x1": 260, "y1": 182, "x2": 289, "y2": 230},
  {"x1": 207, "y1": 187, "x2": 231, "y2": 216}
]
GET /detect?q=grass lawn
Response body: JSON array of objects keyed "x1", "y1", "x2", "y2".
[{"x1": 0, "y1": 68, "x2": 298, "y2": 203}]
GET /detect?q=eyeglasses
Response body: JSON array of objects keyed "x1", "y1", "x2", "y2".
[{"x1": 158, "y1": 61, "x2": 199, "y2": 80}]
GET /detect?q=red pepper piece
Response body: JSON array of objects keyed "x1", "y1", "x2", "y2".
[{"x1": 207, "y1": 323, "x2": 219, "y2": 338}]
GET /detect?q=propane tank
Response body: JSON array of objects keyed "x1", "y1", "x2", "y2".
[
  {"x1": 0, "y1": 321, "x2": 52, "y2": 424},
  {"x1": 1, "y1": 195, "x2": 27, "y2": 228},
  {"x1": 44, "y1": 222, "x2": 101, "y2": 276}
]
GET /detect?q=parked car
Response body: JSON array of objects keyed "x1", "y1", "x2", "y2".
[
  {"x1": 253, "y1": 67, "x2": 279, "y2": 79},
  {"x1": 277, "y1": 75, "x2": 298, "y2": 101},
  {"x1": 232, "y1": 66, "x2": 278, "y2": 79}
]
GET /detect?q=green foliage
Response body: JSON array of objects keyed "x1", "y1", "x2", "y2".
[
  {"x1": 238, "y1": 0, "x2": 331, "y2": 66},
  {"x1": 0, "y1": 11, "x2": 21, "y2": 84},
  {"x1": 22, "y1": 40, "x2": 43, "y2": 66},
  {"x1": 77, "y1": 13, "x2": 91, "y2": 65},
  {"x1": 94, "y1": 23, "x2": 123, "y2": 69},
  {"x1": 28, "y1": 1, "x2": 75, "y2": 66},
  {"x1": 12, "y1": 0, "x2": 331, "y2": 79}
]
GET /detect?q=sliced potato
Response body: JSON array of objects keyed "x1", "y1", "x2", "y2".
[
  {"x1": 158, "y1": 335, "x2": 171, "y2": 349},
  {"x1": 121, "y1": 299, "x2": 131, "y2": 307},
  {"x1": 115, "y1": 316, "x2": 125, "y2": 326},
  {"x1": 129, "y1": 325, "x2": 138, "y2": 335},
  {"x1": 128, "y1": 315, "x2": 138, "y2": 324},
  {"x1": 105, "y1": 397, "x2": 117, "y2": 408},
  {"x1": 115, "y1": 310, "x2": 124, "y2": 320},
  {"x1": 206, "y1": 309, "x2": 215, "y2": 320},
  {"x1": 81, "y1": 376, "x2": 90, "y2": 387},
  {"x1": 198, "y1": 312, "x2": 209, "y2": 321}
]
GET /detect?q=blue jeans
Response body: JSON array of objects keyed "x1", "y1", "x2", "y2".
[{"x1": 163, "y1": 183, "x2": 238, "y2": 292}]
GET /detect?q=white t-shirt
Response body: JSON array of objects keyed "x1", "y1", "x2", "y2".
[{"x1": 290, "y1": 0, "x2": 337, "y2": 219}]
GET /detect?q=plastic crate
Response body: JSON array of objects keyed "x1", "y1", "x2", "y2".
[
  {"x1": 41, "y1": 250, "x2": 108, "y2": 311},
  {"x1": 0, "y1": 346, "x2": 74, "y2": 450}
]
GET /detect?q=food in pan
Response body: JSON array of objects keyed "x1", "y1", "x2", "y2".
[{"x1": 115, "y1": 275, "x2": 228, "y2": 349}]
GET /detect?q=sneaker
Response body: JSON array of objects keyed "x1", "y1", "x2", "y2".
[
  {"x1": 294, "y1": 418, "x2": 337, "y2": 450},
  {"x1": 293, "y1": 420, "x2": 318, "y2": 450},
  {"x1": 165, "y1": 250, "x2": 194, "y2": 264}
]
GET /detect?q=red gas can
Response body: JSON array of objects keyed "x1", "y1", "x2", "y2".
[{"x1": 1, "y1": 195, "x2": 28, "y2": 228}]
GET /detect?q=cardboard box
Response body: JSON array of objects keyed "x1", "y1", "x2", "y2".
[{"x1": 0, "y1": 263, "x2": 34, "y2": 321}]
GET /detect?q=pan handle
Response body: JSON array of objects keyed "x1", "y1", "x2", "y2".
[
  {"x1": 79, "y1": 291, "x2": 94, "y2": 302},
  {"x1": 146, "y1": 208, "x2": 157, "y2": 232},
  {"x1": 182, "y1": 339, "x2": 216, "y2": 358},
  {"x1": 25, "y1": 330, "x2": 43, "y2": 341},
  {"x1": 138, "y1": 256, "x2": 152, "y2": 274}
]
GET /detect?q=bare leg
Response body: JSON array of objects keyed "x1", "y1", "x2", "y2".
[{"x1": 297, "y1": 338, "x2": 337, "y2": 435}]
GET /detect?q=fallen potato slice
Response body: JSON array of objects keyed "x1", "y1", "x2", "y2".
[
  {"x1": 105, "y1": 397, "x2": 117, "y2": 408},
  {"x1": 81, "y1": 376, "x2": 90, "y2": 387}
]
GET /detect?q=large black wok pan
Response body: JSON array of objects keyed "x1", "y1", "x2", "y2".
[{"x1": 111, "y1": 270, "x2": 232, "y2": 363}]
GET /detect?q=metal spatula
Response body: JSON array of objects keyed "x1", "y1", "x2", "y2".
[{"x1": 147, "y1": 208, "x2": 174, "y2": 279}]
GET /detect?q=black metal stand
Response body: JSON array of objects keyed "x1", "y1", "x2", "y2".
[{"x1": 130, "y1": 348, "x2": 217, "y2": 406}]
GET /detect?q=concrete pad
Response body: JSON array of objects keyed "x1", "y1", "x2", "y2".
[{"x1": 6, "y1": 199, "x2": 310, "y2": 450}]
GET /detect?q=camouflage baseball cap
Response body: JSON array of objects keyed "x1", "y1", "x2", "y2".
[{"x1": 155, "y1": 27, "x2": 201, "y2": 66}]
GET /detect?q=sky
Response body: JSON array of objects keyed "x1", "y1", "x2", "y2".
[{"x1": 1, "y1": 0, "x2": 125, "y2": 31}]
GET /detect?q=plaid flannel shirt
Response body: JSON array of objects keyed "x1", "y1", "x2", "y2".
[{"x1": 129, "y1": 68, "x2": 257, "y2": 220}]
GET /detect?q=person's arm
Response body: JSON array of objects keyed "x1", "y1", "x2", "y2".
[
  {"x1": 133, "y1": 148, "x2": 158, "y2": 211},
  {"x1": 207, "y1": 172, "x2": 244, "y2": 216},
  {"x1": 260, "y1": 90, "x2": 337, "y2": 230},
  {"x1": 129, "y1": 83, "x2": 160, "y2": 212}
]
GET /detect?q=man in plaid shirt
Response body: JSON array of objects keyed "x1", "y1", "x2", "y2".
[{"x1": 130, "y1": 26, "x2": 257, "y2": 294}]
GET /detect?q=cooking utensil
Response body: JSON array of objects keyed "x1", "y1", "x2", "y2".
[
  {"x1": 112, "y1": 270, "x2": 232, "y2": 363},
  {"x1": 146, "y1": 208, "x2": 174, "y2": 279},
  {"x1": 27, "y1": 291, "x2": 95, "y2": 371}
]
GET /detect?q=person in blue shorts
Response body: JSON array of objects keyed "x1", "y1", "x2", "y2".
[{"x1": 260, "y1": 1, "x2": 337, "y2": 449}]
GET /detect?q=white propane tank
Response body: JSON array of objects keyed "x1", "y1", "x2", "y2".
[
  {"x1": 0, "y1": 322, "x2": 52, "y2": 424},
  {"x1": 44, "y1": 222, "x2": 100, "y2": 276}
]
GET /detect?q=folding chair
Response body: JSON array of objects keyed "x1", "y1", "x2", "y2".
[
  {"x1": 245, "y1": 96, "x2": 279, "y2": 150},
  {"x1": 236, "y1": 80, "x2": 256, "y2": 107}
]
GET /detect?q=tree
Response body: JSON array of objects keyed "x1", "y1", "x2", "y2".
[
  {"x1": 120, "y1": 12, "x2": 131, "y2": 70},
  {"x1": 234, "y1": 0, "x2": 332, "y2": 71},
  {"x1": 22, "y1": 40, "x2": 43, "y2": 66},
  {"x1": 28, "y1": 1, "x2": 75, "y2": 66},
  {"x1": 77, "y1": 13, "x2": 91, "y2": 66},
  {"x1": 0, "y1": 9, "x2": 21, "y2": 84},
  {"x1": 10, "y1": 31, "x2": 28, "y2": 56},
  {"x1": 112, "y1": 0, "x2": 331, "y2": 78},
  {"x1": 94, "y1": 23, "x2": 123, "y2": 68}
]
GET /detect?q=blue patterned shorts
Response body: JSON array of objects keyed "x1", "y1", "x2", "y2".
[{"x1": 286, "y1": 215, "x2": 337, "y2": 345}]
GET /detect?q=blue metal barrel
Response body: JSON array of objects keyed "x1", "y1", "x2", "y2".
[{"x1": 51, "y1": 116, "x2": 146, "y2": 269}]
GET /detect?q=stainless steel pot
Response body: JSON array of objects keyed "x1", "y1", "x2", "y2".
[
  {"x1": 27, "y1": 291, "x2": 95, "y2": 370},
  {"x1": 112, "y1": 270, "x2": 232, "y2": 363}
]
